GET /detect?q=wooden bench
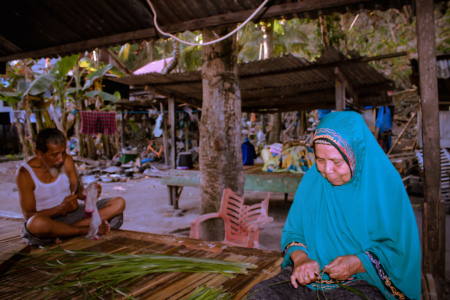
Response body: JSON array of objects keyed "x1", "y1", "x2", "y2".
[{"x1": 160, "y1": 166, "x2": 303, "y2": 209}]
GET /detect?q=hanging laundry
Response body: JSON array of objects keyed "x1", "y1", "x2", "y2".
[
  {"x1": 80, "y1": 111, "x2": 117, "y2": 135},
  {"x1": 153, "y1": 114, "x2": 163, "y2": 137},
  {"x1": 375, "y1": 106, "x2": 392, "y2": 134}
]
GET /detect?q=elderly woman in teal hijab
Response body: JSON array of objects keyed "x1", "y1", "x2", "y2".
[{"x1": 248, "y1": 111, "x2": 420, "y2": 299}]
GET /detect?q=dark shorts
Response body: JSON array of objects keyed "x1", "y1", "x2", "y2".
[{"x1": 21, "y1": 198, "x2": 123, "y2": 246}]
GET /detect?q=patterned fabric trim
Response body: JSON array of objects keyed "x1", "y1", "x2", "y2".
[
  {"x1": 310, "y1": 279, "x2": 355, "y2": 290},
  {"x1": 365, "y1": 251, "x2": 410, "y2": 300},
  {"x1": 282, "y1": 241, "x2": 307, "y2": 255},
  {"x1": 313, "y1": 128, "x2": 356, "y2": 175},
  {"x1": 314, "y1": 139, "x2": 331, "y2": 145}
]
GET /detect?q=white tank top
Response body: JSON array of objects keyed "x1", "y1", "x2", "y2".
[{"x1": 21, "y1": 163, "x2": 71, "y2": 211}]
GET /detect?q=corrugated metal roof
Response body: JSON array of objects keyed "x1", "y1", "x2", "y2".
[
  {"x1": 0, "y1": 0, "x2": 412, "y2": 62},
  {"x1": 437, "y1": 54, "x2": 450, "y2": 79},
  {"x1": 113, "y1": 47, "x2": 395, "y2": 112}
]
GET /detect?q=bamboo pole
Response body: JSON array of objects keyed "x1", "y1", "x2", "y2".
[
  {"x1": 160, "y1": 102, "x2": 169, "y2": 166},
  {"x1": 387, "y1": 109, "x2": 418, "y2": 156}
]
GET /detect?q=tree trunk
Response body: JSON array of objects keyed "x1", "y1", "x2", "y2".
[
  {"x1": 25, "y1": 110, "x2": 35, "y2": 154},
  {"x1": 102, "y1": 134, "x2": 111, "y2": 158},
  {"x1": 15, "y1": 120, "x2": 31, "y2": 159},
  {"x1": 75, "y1": 112, "x2": 84, "y2": 156},
  {"x1": 199, "y1": 26, "x2": 245, "y2": 241},
  {"x1": 87, "y1": 135, "x2": 96, "y2": 159}
]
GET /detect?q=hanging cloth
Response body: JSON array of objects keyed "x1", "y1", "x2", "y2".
[
  {"x1": 375, "y1": 106, "x2": 392, "y2": 134},
  {"x1": 80, "y1": 111, "x2": 117, "y2": 135}
]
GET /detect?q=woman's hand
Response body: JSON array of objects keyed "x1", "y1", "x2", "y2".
[
  {"x1": 324, "y1": 255, "x2": 365, "y2": 280},
  {"x1": 290, "y1": 250, "x2": 320, "y2": 288}
]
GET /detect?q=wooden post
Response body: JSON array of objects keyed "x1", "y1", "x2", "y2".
[
  {"x1": 335, "y1": 78, "x2": 345, "y2": 111},
  {"x1": 168, "y1": 96, "x2": 177, "y2": 169},
  {"x1": 185, "y1": 116, "x2": 189, "y2": 152},
  {"x1": 261, "y1": 114, "x2": 266, "y2": 135},
  {"x1": 296, "y1": 110, "x2": 306, "y2": 139},
  {"x1": 160, "y1": 102, "x2": 169, "y2": 166},
  {"x1": 416, "y1": 0, "x2": 444, "y2": 279},
  {"x1": 121, "y1": 110, "x2": 125, "y2": 150},
  {"x1": 268, "y1": 113, "x2": 281, "y2": 144},
  {"x1": 200, "y1": 25, "x2": 244, "y2": 241}
]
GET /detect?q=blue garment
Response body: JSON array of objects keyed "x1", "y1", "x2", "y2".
[
  {"x1": 318, "y1": 109, "x2": 333, "y2": 120},
  {"x1": 376, "y1": 106, "x2": 392, "y2": 134},
  {"x1": 241, "y1": 140, "x2": 256, "y2": 166},
  {"x1": 281, "y1": 111, "x2": 420, "y2": 299}
]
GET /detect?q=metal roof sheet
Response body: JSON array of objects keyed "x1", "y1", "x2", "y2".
[
  {"x1": 113, "y1": 47, "x2": 395, "y2": 112},
  {"x1": 0, "y1": 0, "x2": 412, "y2": 62}
]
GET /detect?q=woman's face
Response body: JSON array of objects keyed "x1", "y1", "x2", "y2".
[{"x1": 315, "y1": 143, "x2": 351, "y2": 186}]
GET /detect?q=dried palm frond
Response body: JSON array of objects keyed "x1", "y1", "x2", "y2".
[
  {"x1": 185, "y1": 284, "x2": 233, "y2": 300},
  {"x1": 1, "y1": 248, "x2": 256, "y2": 299}
]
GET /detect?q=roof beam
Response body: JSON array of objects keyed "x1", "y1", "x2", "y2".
[
  {"x1": 0, "y1": 0, "x2": 394, "y2": 62},
  {"x1": 142, "y1": 84, "x2": 202, "y2": 108},
  {"x1": 334, "y1": 66, "x2": 358, "y2": 105},
  {"x1": 0, "y1": 35, "x2": 23, "y2": 53},
  {"x1": 0, "y1": 27, "x2": 157, "y2": 62},
  {"x1": 161, "y1": 0, "x2": 374, "y2": 33},
  {"x1": 147, "y1": 52, "x2": 404, "y2": 87}
]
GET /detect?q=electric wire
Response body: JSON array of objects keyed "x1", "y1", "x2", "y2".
[{"x1": 145, "y1": 0, "x2": 270, "y2": 46}]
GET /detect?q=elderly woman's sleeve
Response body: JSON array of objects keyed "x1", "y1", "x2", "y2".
[
  {"x1": 354, "y1": 187, "x2": 421, "y2": 300},
  {"x1": 280, "y1": 189, "x2": 308, "y2": 269}
]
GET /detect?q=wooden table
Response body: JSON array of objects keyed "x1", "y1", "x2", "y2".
[
  {"x1": 161, "y1": 164, "x2": 303, "y2": 209},
  {"x1": 0, "y1": 218, "x2": 282, "y2": 299}
]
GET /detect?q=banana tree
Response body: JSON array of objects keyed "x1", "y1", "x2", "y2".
[
  {"x1": 0, "y1": 72, "x2": 57, "y2": 158},
  {"x1": 59, "y1": 55, "x2": 120, "y2": 158}
]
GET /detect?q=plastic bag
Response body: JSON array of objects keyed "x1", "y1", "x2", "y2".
[
  {"x1": 84, "y1": 182, "x2": 102, "y2": 240},
  {"x1": 257, "y1": 130, "x2": 266, "y2": 142},
  {"x1": 153, "y1": 114, "x2": 163, "y2": 137}
]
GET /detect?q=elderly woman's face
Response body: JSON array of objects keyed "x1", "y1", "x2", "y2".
[{"x1": 315, "y1": 144, "x2": 351, "y2": 186}]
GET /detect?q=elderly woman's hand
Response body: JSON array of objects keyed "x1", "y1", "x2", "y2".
[
  {"x1": 324, "y1": 255, "x2": 366, "y2": 280},
  {"x1": 290, "y1": 250, "x2": 320, "y2": 288}
]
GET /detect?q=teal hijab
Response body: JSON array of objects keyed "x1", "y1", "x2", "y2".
[{"x1": 281, "y1": 111, "x2": 420, "y2": 299}]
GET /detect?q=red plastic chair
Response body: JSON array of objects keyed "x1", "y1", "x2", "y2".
[{"x1": 190, "y1": 188, "x2": 273, "y2": 249}]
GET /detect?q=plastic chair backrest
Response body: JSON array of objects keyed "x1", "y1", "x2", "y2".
[{"x1": 218, "y1": 188, "x2": 271, "y2": 248}]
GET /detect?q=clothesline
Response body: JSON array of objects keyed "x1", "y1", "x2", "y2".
[{"x1": 8, "y1": 109, "x2": 199, "y2": 114}]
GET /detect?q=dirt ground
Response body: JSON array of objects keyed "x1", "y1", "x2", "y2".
[
  {"x1": 0, "y1": 160, "x2": 289, "y2": 252},
  {"x1": 1, "y1": 159, "x2": 449, "y2": 294}
]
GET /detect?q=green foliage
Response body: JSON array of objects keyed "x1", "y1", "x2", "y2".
[
  {"x1": 237, "y1": 22, "x2": 264, "y2": 62},
  {"x1": 52, "y1": 54, "x2": 79, "y2": 77},
  {"x1": 118, "y1": 43, "x2": 131, "y2": 61},
  {"x1": 128, "y1": 118, "x2": 139, "y2": 133},
  {"x1": 83, "y1": 64, "x2": 114, "y2": 90},
  {"x1": 342, "y1": 9, "x2": 418, "y2": 89},
  {"x1": 85, "y1": 90, "x2": 120, "y2": 102},
  {"x1": 178, "y1": 31, "x2": 203, "y2": 71},
  {"x1": 24, "y1": 74, "x2": 57, "y2": 96},
  {"x1": 435, "y1": 1, "x2": 450, "y2": 53}
]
